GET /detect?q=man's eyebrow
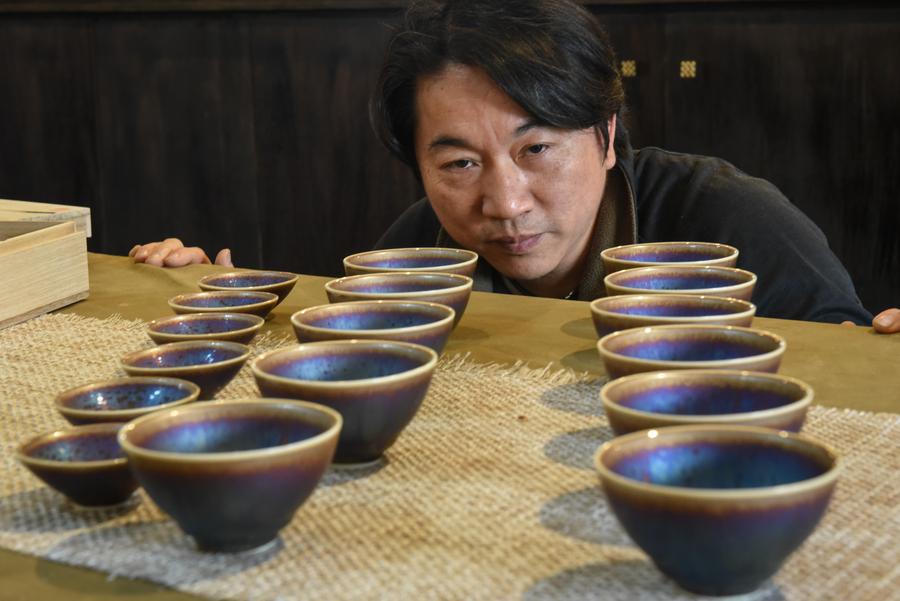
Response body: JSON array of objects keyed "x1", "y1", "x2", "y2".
[{"x1": 427, "y1": 119, "x2": 546, "y2": 152}]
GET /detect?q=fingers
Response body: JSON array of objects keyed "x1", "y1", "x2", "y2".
[
  {"x1": 163, "y1": 247, "x2": 212, "y2": 267},
  {"x1": 840, "y1": 321, "x2": 855, "y2": 327},
  {"x1": 214, "y1": 248, "x2": 233, "y2": 267},
  {"x1": 873, "y1": 308, "x2": 900, "y2": 334}
]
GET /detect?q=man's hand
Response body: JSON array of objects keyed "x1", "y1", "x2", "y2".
[
  {"x1": 841, "y1": 308, "x2": 900, "y2": 334},
  {"x1": 129, "y1": 238, "x2": 233, "y2": 268}
]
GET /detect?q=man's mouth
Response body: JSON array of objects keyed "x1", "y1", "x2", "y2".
[{"x1": 491, "y1": 233, "x2": 543, "y2": 254}]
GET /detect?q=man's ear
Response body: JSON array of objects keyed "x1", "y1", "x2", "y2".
[{"x1": 602, "y1": 114, "x2": 617, "y2": 170}]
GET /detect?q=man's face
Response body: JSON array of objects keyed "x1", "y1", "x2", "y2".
[{"x1": 413, "y1": 64, "x2": 616, "y2": 296}]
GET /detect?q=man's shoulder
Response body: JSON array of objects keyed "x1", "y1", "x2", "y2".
[{"x1": 375, "y1": 198, "x2": 442, "y2": 249}]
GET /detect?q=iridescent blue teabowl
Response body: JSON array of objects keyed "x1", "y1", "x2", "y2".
[
  {"x1": 604, "y1": 265, "x2": 756, "y2": 301},
  {"x1": 343, "y1": 247, "x2": 478, "y2": 277},
  {"x1": 148, "y1": 312, "x2": 264, "y2": 344},
  {"x1": 292, "y1": 300, "x2": 455, "y2": 354},
  {"x1": 168, "y1": 291, "x2": 279, "y2": 318},
  {"x1": 198, "y1": 270, "x2": 298, "y2": 304},
  {"x1": 55, "y1": 377, "x2": 200, "y2": 425},
  {"x1": 595, "y1": 425, "x2": 839, "y2": 595},
  {"x1": 252, "y1": 340, "x2": 438, "y2": 465},
  {"x1": 601, "y1": 242, "x2": 739, "y2": 274},
  {"x1": 590, "y1": 294, "x2": 756, "y2": 338},
  {"x1": 17, "y1": 423, "x2": 138, "y2": 507},
  {"x1": 119, "y1": 399, "x2": 341, "y2": 552},
  {"x1": 597, "y1": 324, "x2": 785, "y2": 379},
  {"x1": 325, "y1": 272, "x2": 473, "y2": 327},
  {"x1": 121, "y1": 341, "x2": 251, "y2": 399},
  {"x1": 600, "y1": 369, "x2": 812, "y2": 434}
]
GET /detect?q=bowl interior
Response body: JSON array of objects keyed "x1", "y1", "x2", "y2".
[
  {"x1": 347, "y1": 248, "x2": 475, "y2": 270},
  {"x1": 596, "y1": 296, "x2": 749, "y2": 318},
  {"x1": 202, "y1": 273, "x2": 292, "y2": 288},
  {"x1": 152, "y1": 314, "x2": 259, "y2": 335},
  {"x1": 607, "y1": 243, "x2": 733, "y2": 263},
  {"x1": 132, "y1": 415, "x2": 330, "y2": 454},
  {"x1": 24, "y1": 431, "x2": 124, "y2": 462},
  {"x1": 125, "y1": 345, "x2": 246, "y2": 369},
  {"x1": 611, "y1": 379, "x2": 805, "y2": 416},
  {"x1": 606, "y1": 329, "x2": 779, "y2": 362},
  {"x1": 301, "y1": 307, "x2": 446, "y2": 331},
  {"x1": 611, "y1": 270, "x2": 749, "y2": 291},
  {"x1": 174, "y1": 292, "x2": 273, "y2": 308},
  {"x1": 331, "y1": 274, "x2": 463, "y2": 294},
  {"x1": 607, "y1": 437, "x2": 831, "y2": 489},
  {"x1": 61, "y1": 381, "x2": 195, "y2": 411},
  {"x1": 263, "y1": 351, "x2": 426, "y2": 381}
]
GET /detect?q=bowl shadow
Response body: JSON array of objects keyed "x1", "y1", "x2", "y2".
[
  {"x1": 543, "y1": 427, "x2": 613, "y2": 471},
  {"x1": 540, "y1": 382, "x2": 604, "y2": 417},
  {"x1": 0, "y1": 487, "x2": 140, "y2": 533},
  {"x1": 539, "y1": 486, "x2": 633, "y2": 548},
  {"x1": 560, "y1": 317, "x2": 597, "y2": 341}
]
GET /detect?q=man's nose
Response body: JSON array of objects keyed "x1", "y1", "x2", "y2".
[{"x1": 481, "y1": 160, "x2": 533, "y2": 220}]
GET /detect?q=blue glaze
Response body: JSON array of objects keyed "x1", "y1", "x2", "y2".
[
  {"x1": 31, "y1": 434, "x2": 124, "y2": 462},
  {"x1": 142, "y1": 417, "x2": 326, "y2": 454},
  {"x1": 611, "y1": 442, "x2": 825, "y2": 489},
  {"x1": 206, "y1": 275, "x2": 290, "y2": 287},
  {"x1": 182, "y1": 296, "x2": 265, "y2": 308},
  {"x1": 131, "y1": 347, "x2": 243, "y2": 368},
  {"x1": 157, "y1": 318, "x2": 250, "y2": 335},
  {"x1": 613, "y1": 305, "x2": 735, "y2": 317},
  {"x1": 309, "y1": 311, "x2": 437, "y2": 330},
  {"x1": 366, "y1": 257, "x2": 458, "y2": 269},
  {"x1": 617, "y1": 340, "x2": 762, "y2": 362},
  {"x1": 271, "y1": 352, "x2": 423, "y2": 381},
  {"x1": 622, "y1": 385, "x2": 791, "y2": 415},
  {"x1": 349, "y1": 283, "x2": 455, "y2": 293},
  {"x1": 622, "y1": 251, "x2": 720, "y2": 262},
  {"x1": 618, "y1": 275, "x2": 740, "y2": 290},
  {"x1": 68, "y1": 383, "x2": 189, "y2": 411}
]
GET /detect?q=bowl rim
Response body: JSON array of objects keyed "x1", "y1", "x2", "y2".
[
  {"x1": 594, "y1": 424, "x2": 840, "y2": 500},
  {"x1": 117, "y1": 398, "x2": 343, "y2": 462},
  {"x1": 291, "y1": 300, "x2": 455, "y2": 337},
  {"x1": 148, "y1": 312, "x2": 265, "y2": 342},
  {"x1": 603, "y1": 265, "x2": 757, "y2": 296},
  {"x1": 590, "y1": 294, "x2": 757, "y2": 326},
  {"x1": 168, "y1": 290, "x2": 279, "y2": 313},
  {"x1": 197, "y1": 269, "x2": 299, "y2": 292},
  {"x1": 17, "y1": 422, "x2": 128, "y2": 469},
  {"x1": 324, "y1": 271, "x2": 474, "y2": 299},
  {"x1": 600, "y1": 369, "x2": 813, "y2": 424},
  {"x1": 343, "y1": 247, "x2": 478, "y2": 273},
  {"x1": 600, "y1": 241, "x2": 739, "y2": 268},
  {"x1": 120, "y1": 340, "x2": 251, "y2": 375},
  {"x1": 251, "y1": 339, "x2": 439, "y2": 389},
  {"x1": 596, "y1": 324, "x2": 786, "y2": 370},
  {"x1": 55, "y1": 376, "x2": 202, "y2": 421}
]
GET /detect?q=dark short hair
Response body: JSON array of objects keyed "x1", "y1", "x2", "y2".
[{"x1": 370, "y1": 0, "x2": 626, "y2": 176}]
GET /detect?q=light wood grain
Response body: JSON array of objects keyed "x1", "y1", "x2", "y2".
[{"x1": 0, "y1": 198, "x2": 91, "y2": 237}]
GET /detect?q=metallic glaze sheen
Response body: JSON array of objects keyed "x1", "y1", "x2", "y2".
[
  {"x1": 590, "y1": 294, "x2": 756, "y2": 338},
  {"x1": 147, "y1": 312, "x2": 265, "y2": 344},
  {"x1": 197, "y1": 270, "x2": 299, "y2": 304},
  {"x1": 168, "y1": 290, "x2": 279, "y2": 318},
  {"x1": 604, "y1": 265, "x2": 757, "y2": 301},
  {"x1": 601, "y1": 242, "x2": 739, "y2": 274},
  {"x1": 55, "y1": 376, "x2": 201, "y2": 425},
  {"x1": 343, "y1": 247, "x2": 478, "y2": 277}
]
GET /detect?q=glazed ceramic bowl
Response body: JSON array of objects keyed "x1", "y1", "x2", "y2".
[
  {"x1": 55, "y1": 376, "x2": 201, "y2": 425},
  {"x1": 597, "y1": 324, "x2": 785, "y2": 379},
  {"x1": 325, "y1": 272, "x2": 473, "y2": 327},
  {"x1": 119, "y1": 399, "x2": 341, "y2": 552},
  {"x1": 604, "y1": 265, "x2": 757, "y2": 301},
  {"x1": 590, "y1": 294, "x2": 756, "y2": 338},
  {"x1": 343, "y1": 247, "x2": 478, "y2": 277},
  {"x1": 120, "y1": 340, "x2": 251, "y2": 399},
  {"x1": 594, "y1": 425, "x2": 839, "y2": 595},
  {"x1": 600, "y1": 369, "x2": 813, "y2": 435},
  {"x1": 168, "y1": 290, "x2": 279, "y2": 319},
  {"x1": 291, "y1": 300, "x2": 455, "y2": 354},
  {"x1": 147, "y1": 312, "x2": 265, "y2": 345},
  {"x1": 17, "y1": 423, "x2": 138, "y2": 507},
  {"x1": 251, "y1": 340, "x2": 438, "y2": 465},
  {"x1": 601, "y1": 241, "x2": 739, "y2": 274},
  {"x1": 198, "y1": 270, "x2": 299, "y2": 305}
]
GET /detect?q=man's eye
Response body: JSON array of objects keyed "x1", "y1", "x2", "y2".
[
  {"x1": 525, "y1": 144, "x2": 548, "y2": 155},
  {"x1": 445, "y1": 159, "x2": 475, "y2": 170}
]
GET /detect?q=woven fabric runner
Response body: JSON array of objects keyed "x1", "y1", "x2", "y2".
[{"x1": 0, "y1": 314, "x2": 898, "y2": 601}]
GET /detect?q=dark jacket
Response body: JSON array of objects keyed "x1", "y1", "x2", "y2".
[{"x1": 376, "y1": 143, "x2": 873, "y2": 325}]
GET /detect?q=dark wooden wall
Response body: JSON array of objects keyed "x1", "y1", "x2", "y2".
[{"x1": 0, "y1": 1, "x2": 897, "y2": 314}]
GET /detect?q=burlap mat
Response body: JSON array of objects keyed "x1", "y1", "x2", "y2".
[{"x1": 0, "y1": 314, "x2": 898, "y2": 601}]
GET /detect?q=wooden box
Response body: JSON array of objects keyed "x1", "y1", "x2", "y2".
[{"x1": 0, "y1": 219, "x2": 90, "y2": 330}]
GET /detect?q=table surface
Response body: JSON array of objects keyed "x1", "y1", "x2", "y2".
[{"x1": 2, "y1": 252, "x2": 897, "y2": 600}]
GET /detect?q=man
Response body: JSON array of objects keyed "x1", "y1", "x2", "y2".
[{"x1": 131, "y1": 0, "x2": 899, "y2": 332}]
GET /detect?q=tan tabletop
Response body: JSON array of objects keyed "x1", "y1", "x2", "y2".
[{"x1": 2, "y1": 252, "x2": 898, "y2": 600}]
